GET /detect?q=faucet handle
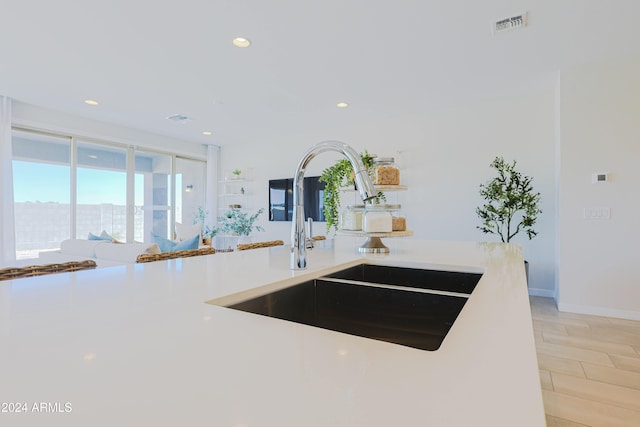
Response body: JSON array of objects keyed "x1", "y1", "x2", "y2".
[{"x1": 305, "y1": 218, "x2": 315, "y2": 249}]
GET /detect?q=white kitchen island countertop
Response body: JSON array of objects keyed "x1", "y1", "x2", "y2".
[{"x1": 0, "y1": 238, "x2": 545, "y2": 426}]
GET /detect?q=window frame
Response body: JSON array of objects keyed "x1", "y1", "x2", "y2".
[{"x1": 11, "y1": 126, "x2": 208, "y2": 258}]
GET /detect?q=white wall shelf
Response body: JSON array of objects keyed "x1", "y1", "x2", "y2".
[
  {"x1": 340, "y1": 184, "x2": 407, "y2": 192},
  {"x1": 337, "y1": 183, "x2": 410, "y2": 253},
  {"x1": 218, "y1": 179, "x2": 249, "y2": 210}
]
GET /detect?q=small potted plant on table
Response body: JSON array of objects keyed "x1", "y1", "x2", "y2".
[
  {"x1": 193, "y1": 207, "x2": 218, "y2": 246},
  {"x1": 215, "y1": 208, "x2": 265, "y2": 251}
]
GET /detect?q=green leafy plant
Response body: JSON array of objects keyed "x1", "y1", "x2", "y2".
[
  {"x1": 193, "y1": 207, "x2": 218, "y2": 238},
  {"x1": 319, "y1": 151, "x2": 384, "y2": 233},
  {"x1": 476, "y1": 156, "x2": 542, "y2": 242},
  {"x1": 232, "y1": 169, "x2": 242, "y2": 177},
  {"x1": 217, "y1": 208, "x2": 265, "y2": 237}
]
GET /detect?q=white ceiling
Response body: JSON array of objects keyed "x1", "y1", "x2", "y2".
[{"x1": 2, "y1": 0, "x2": 640, "y2": 147}]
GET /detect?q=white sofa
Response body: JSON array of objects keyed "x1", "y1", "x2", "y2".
[{"x1": 38, "y1": 239, "x2": 160, "y2": 268}]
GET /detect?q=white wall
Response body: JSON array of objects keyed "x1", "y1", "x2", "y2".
[
  {"x1": 11, "y1": 53, "x2": 640, "y2": 318},
  {"x1": 558, "y1": 55, "x2": 640, "y2": 319},
  {"x1": 221, "y1": 88, "x2": 557, "y2": 294}
]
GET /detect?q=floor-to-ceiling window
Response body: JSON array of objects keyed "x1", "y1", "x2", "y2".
[
  {"x1": 12, "y1": 130, "x2": 71, "y2": 259},
  {"x1": 11, "y1": 128, "x2": 208, "y2": 260},
  {"x1": 76, "y1": 141, "x2": 128, "y2": 241},
  {"x1": 134, "y1": 150, "x2": 173, "y2": 242},
  {"x1": 175, "y1": 156, "x2": 207, "y2": 226}
]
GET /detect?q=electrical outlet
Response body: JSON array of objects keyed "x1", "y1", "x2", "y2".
[{"x1": 583, "y1": 207, "x2": 611, "y2": 220}]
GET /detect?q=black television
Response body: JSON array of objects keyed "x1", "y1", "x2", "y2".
[{"x1": 269, "y1": 176, "x2": 326, "y2": 222}]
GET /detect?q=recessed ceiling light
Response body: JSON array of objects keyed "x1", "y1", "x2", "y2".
[
  {"x1": 232, "y1": 37, "x2": 251, "y2": 48},
  {"x1": 336, "y1": 102, "x2": 349, "y2": 108},
  {"x1": 202, "y1": 131, "x2": 212, "y2": 136},
  {"x1": 84, "y1": 99, "x2": 99, "y2": 106}
]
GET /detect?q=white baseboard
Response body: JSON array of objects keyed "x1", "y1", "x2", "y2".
[
  {"x1": 528, "y1": 287, "x2": 555, "y2": 298},
  {"x1": 557, "y1": 302, "x2": 640, "y2": 321}
]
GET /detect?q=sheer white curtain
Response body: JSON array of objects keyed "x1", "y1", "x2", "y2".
[{"x1": 0, "y1": 96, "x2": 15, "y2": 267}]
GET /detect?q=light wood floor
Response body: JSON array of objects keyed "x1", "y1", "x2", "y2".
[{"x1": 530, "y1": 296, "x2": 640, "y2": 427}]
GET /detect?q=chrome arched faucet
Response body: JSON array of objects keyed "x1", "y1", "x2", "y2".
[{"x1": 290, "y1": 141, "x2": 377, "y2": 269}]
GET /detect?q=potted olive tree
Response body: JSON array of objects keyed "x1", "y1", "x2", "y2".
[{"x1": 476, "y1": 157, "x2": 542, "y2": 283}]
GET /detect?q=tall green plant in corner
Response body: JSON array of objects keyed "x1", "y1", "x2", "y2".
[{"x1": 476, "y1": 156, "x2": 542, "y2": 243}]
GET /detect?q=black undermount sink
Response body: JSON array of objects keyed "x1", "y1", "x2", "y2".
[
  {"x1": 323, "y1": 263, "x2": 480, "y2": 294},
  {"x1": 226, "y1": 264, "x2": 483, "y2": 351}
]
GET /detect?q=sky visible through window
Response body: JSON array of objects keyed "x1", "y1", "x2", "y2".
[{"x1": 13, "y1": 161, "x2": 144, "y2": 205}]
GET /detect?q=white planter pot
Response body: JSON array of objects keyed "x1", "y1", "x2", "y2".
[
  {"x1": 215, "y1": 235, "x2": 239, "y2": 252},
  {"x1": 237, "y1": 236, "x2": 251, "y2": 245}
]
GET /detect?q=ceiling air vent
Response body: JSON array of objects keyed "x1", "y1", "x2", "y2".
[
  {"x1": 166, "y1": 114, "x2": 193, "y2": 124},
  {"x1": 493, "y1": 12, "x2": 528, "y2": 33}
]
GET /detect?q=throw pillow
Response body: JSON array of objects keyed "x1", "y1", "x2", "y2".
[
  {"x1": 145, "y1": 244, "x2": 161, "y2": 255},
  {"x1": 151, "y1": 234, "x2": 199, "y2": 253},
  {"x1": 151, "y1": 234, "x2": 175, "y2": 252},
  {"x1": 88, "y1": 231, "x2": 113, "y2": 241},
  {"x1": 100, "y1": 230, "x2": 114, "y2": 240},
  {"x1": 175, "y1": 222, "x2": 202, "y2": 242},
  {"x1": 174, "y1": 234, "x2": 200, "y2": 251}
]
